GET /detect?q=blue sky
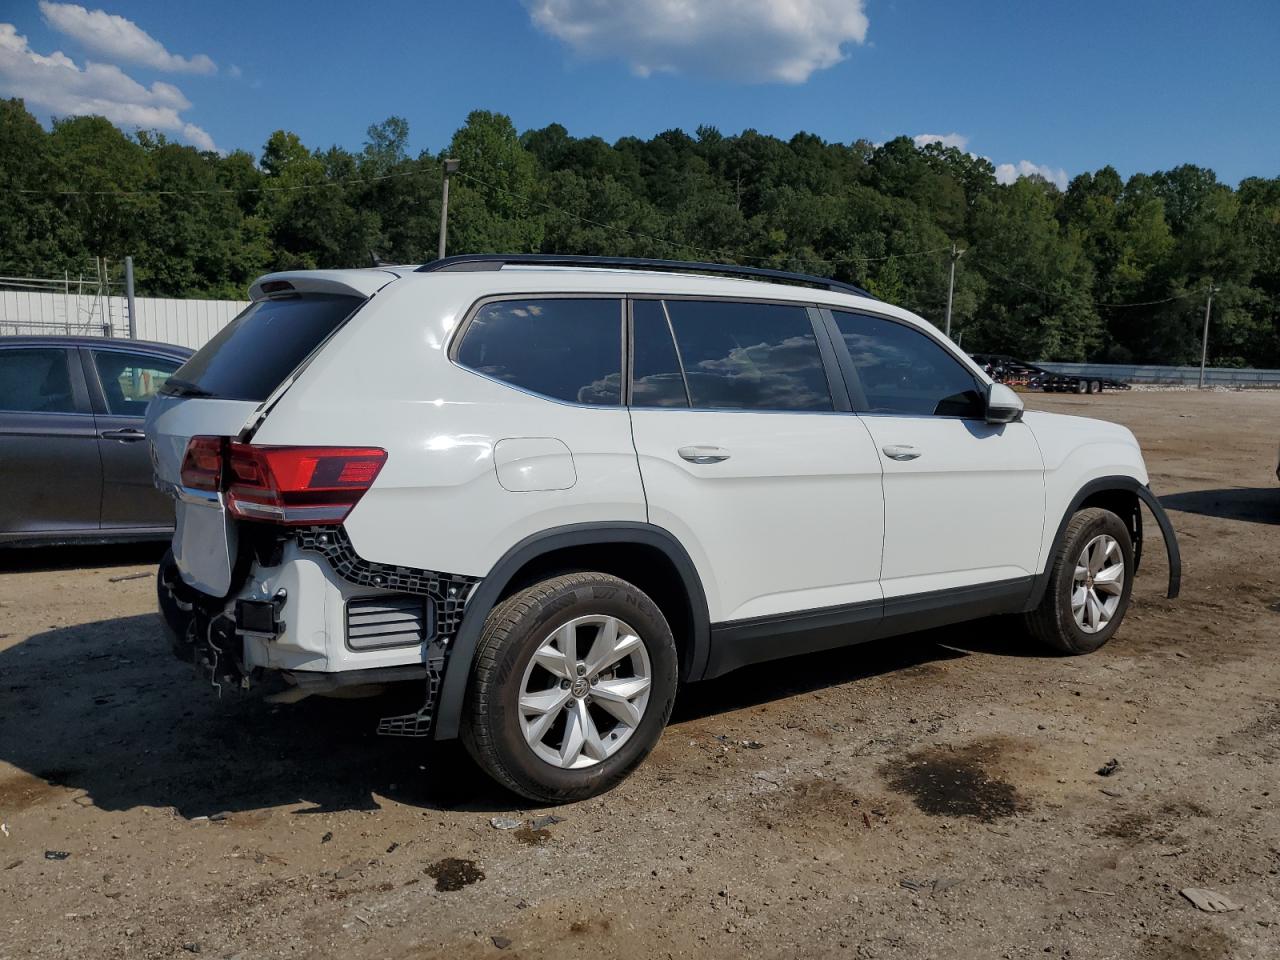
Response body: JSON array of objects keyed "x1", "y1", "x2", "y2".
[{"x1": 2, "y1": 1, "x2": 1277, "y2": 186}]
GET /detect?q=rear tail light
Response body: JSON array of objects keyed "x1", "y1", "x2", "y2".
[
  {"x1": 177, "y1": 437, "x2": 387, "y2": 525},
  {"x1": 180, "y1": 436, "x2": 224, "y2": 491}
]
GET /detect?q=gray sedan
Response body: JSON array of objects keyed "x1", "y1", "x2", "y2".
[{"x1": 0, "y1": 335, "x2": 192, "y2": 546}]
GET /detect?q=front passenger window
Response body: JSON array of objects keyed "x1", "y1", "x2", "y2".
[{"x1": 832, "y1": 312, "x2": 985, "y2": 418}]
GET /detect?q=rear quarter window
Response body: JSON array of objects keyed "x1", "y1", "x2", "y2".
[
  {"x1": 168, "y1": 293, "x2": 362, "y2": 402},
  {"x1": 456, "y1": 298, "x2": 623, "y2": 406}
]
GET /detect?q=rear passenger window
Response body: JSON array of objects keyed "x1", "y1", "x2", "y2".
[
  {"x1": 458, "y1": 299, "x2": 622, "y2": 406},
  {"x1": 832, "y1": 311, "x2": 985, "y2": 418},
  {"x1": 663, "y1": 300, "x2": 832, "y2": 411},
  {"x1": 631, "y1": 299, "x2": 689, "y2": 408},
  {"x1": 92, "y1": 350, "x2": 180, "y2": 417},
  {"x1": 0, "y1": 348, "x2": 76, "y2": 413}
]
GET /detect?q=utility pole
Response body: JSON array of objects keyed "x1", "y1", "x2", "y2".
[
  {"x1": 437, "y1": 158, "x2": 460, "y2": 261},
  {"x1": 124, "y1": 255, "x2": 137, "y2": 340},
  {"x1": 944, "y1": 242, "x2": 965, "y2": 339},
  {"x1": 1198, "y1": 280, "x2": 1217, "y2": 389}
]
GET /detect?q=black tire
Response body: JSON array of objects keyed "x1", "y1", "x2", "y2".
[
  {"x1": 1024, "y1": 508, "x2": 1134, "y2": 655},
  {"x1": 1074, "y1": 379, "x2": 1088, "y2": 394},
  {"x1": 461, "y1": 572, "x2": 679, "y2": 803},
  {"x1": 1090, "y1": 380, "x2": 1103, "y2": 394},
  {"x1": 157, "y1": 548, "x2": 196, "y2": 662}
]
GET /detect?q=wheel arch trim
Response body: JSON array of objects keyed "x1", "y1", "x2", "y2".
[
  {"x1": 433, "y1": 521, "x2": 710, "y2": 740},
  {"x1": 1027, "y1": 475, "x2": 1181, "y2": 610}
]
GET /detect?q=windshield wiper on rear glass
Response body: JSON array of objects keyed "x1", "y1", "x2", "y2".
[{"x1": 160, "y1": 378, "x2": 215, "y2": 398}]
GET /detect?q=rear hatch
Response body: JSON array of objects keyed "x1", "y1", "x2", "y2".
[{"x1": 146, "y1": 271, "x2": 396, "y2": 595}]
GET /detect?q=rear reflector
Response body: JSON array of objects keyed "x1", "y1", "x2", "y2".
[
  {"x1": 225, "y1": 443, "x2": 387, "y2": 525},
  {"x1": 177, "y1": 436, "x2": 386, "y2": 525}
]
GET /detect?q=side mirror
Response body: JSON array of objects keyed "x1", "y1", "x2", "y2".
[{"x1": 985, "y1": 382, "x2": 1024, "y2": 424}]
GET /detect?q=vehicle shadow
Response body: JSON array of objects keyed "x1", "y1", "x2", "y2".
[
  {"x1": 0, "y1": 541, "x2": 167, "y2": 573},
  {"x1": 1160, "y1": 487, "x2": 1279, "y2": 525},
  {"x1": 0, "y1": 614, "x2": 1041, "y2": 818}
]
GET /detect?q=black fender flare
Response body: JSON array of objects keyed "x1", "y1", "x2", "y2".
[
  {"x1": 1025, "y1": 475, "x2": 1181, "y2": 610},
  {"x1": 433, "y1": 522, "x2": 710, "y2": 740}
]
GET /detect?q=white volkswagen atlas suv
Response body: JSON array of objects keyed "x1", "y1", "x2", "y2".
[{"x1": 147, "y1": 254, "x2": 1181, "y2": 802}]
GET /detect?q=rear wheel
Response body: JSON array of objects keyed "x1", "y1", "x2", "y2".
[
  {"x1": 1025, "y1": 508, "x2": 1134, "y2": 655},
  {"x1": 462, "y1": 572, "x2": 678, "y2": 803},
  {"x1": 1074, "y1": 379, "x2": 1088, "y2": 394},
  {"x1": 1090, "y1": 380, "x2": 1103, "y2": 394}
]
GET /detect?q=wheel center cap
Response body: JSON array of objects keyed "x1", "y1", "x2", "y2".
[{"x1": 571, "y1": 677, "x2": 590, "y2": 698}]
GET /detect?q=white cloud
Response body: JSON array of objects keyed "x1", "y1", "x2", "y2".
[
  {"x1": 39, "y1": 2, "x2": 215, "y2": 74},
  {"x1": 913, "y1": 132, "x2": 969, "y2": 151},
  {"x1": 0, "y1": 23, "x2": 218, "y2": 151},
  {"x1": 995, "y1": 159, "x2": 1069, "y2": 191},
  {"x1": 524, "y1": 0, "x2": 869, "y2": 84}
]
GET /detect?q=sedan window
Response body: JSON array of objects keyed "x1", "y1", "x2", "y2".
[
  {"x1": 92, "y1": 350, "x2": 182, "y2": 417},
  {"x1": 0, "y1": 348, "x2": 76, "y2": 413}
]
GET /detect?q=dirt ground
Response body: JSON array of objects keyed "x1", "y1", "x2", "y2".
[{"x1": 2, "y1": 389, "x2": 1279, "y2": 960}]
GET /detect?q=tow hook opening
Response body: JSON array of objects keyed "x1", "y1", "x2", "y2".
[{"x1": 234, "y1": 590, "x2": 287, "y2": 640}]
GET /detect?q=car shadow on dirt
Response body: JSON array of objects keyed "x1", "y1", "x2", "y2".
[
  {"x1": 1161, "y1": 487, "x2": 1279, "y2": 525},
  {"x1": 0, "y1": 614, "x2": 1030, "y2": 818},
  {"x1": 0, "y1": 541, "x2": 167, "y2": 573}
]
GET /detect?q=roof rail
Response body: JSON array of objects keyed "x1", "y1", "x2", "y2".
[{"x1": 416, "y1": 254, "x2": 875, "y2": 299}]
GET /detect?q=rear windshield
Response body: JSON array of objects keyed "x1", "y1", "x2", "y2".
[{"x1": 165, "y1": 293, "x2": 362, "y2": 402}]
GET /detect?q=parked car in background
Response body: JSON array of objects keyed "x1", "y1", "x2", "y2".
[
  {"x1": 148, "y1": 255, "x2": 1180, "y2": 803},
  {"x1": 0, "y1": 335, "x2": 191, "y2": 545},
  {"x1": 971, "y1": 353, "x2": 1131, "y2": 394}
]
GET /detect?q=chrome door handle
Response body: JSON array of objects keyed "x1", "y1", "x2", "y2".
[
  {"x1": 678, "y1": 445, "x2": 731, "y2": 464},
  {"x1": 100, "y1": 428, "x2": 146, "y2": 442},
  {"x1": 881, "y1": 444, "x2": 921, "y2": 461}
]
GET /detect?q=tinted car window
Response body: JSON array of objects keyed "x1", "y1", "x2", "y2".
[
  {"x1": 663, "y1": 300, "x2": 832, "y2": 412},
  {"x1": 631, "y1": 299, "x2": 689, "y2": 408},
  {"x1": 457, "y1": 298, "x2": 622, "y2": 406},
  {"x1": 92, "y1": 350, "x2": 181, "y2": 417},
  {"x1": 0, "y1": 348, "x2": 76, "y2": 413},
  {"x1": 832, "y1": 311, "x2": 985, "y2": 418},
  {"x1": 166, "y1": 293, "x2": 361, "y2": 402}
]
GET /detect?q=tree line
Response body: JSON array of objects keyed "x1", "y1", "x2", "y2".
[{"x1": 2, "y1": 98, "x2": 1277, "y2": 366}]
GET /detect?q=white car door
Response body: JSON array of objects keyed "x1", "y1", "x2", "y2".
[
  {"x1": 628, "y1": 298, "x2": 885, "y2": 627},
  {"x1": 826, "y1": 309, "x2": 1044, "y2": 601}
]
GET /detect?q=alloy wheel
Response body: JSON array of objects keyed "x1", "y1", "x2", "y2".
[
  {"x1": 1071, "y1": 534, "x2": 1125, "y2": 634},
  {"x1": 517, "y1": 615, "x2": 652, "y2": 769}
]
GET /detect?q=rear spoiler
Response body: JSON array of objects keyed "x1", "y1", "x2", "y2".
[{"x1": 248, "y1": 268, "x2": 404, "y2": 301}]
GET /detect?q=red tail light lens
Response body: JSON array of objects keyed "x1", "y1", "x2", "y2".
[
  {"x1": 224, "y1": 443, "x2": 387, "y2": 525},
  {"x1": 180, "y1": 436, "x2": 224, "y2": 491}
]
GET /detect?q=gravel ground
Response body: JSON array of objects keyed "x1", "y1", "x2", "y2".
[{"x1": 2, "y1": 389, "x2": 1278, "y2": 960}]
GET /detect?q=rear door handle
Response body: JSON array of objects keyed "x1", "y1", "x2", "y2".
[
  {"x1": 100, "y1": 428, "x2": 146, "y2": 442},
  {"x1": 678, "y1": 445, "x2": 731, "y2": 464},
  {"x1": 881, "y1": 444, "x2": 921, "y2": 461}
]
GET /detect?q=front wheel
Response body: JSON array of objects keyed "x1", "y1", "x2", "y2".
[
  {"x1": 461, "y1": 573, "x2": 678, "y2": 803},
  {"x1": 1024, "y1": 508, "x2": 1134, "y2": 655}
]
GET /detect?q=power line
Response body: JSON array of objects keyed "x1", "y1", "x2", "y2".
[
  {"x1": 969, "y1": 256, "x2": 1200, "y2": 309},
  {"x1": 15, "y1": 169, "x2": 424, "y2": 197}
]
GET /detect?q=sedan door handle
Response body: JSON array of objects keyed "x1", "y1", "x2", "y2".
[
  {"x1": 678, "y1": 445, "x2": 731, "y2": 464},
  {"x1": 881, "y1": 444, "x2": 921, "y2": 461},
  {"x1": 100, "y1": 428, "x2": 146, "y2": 442}
]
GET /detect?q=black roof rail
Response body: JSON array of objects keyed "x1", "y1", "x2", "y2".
[{"x1": 416, "y1": 254, "x2": 875, "y2": 299}]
